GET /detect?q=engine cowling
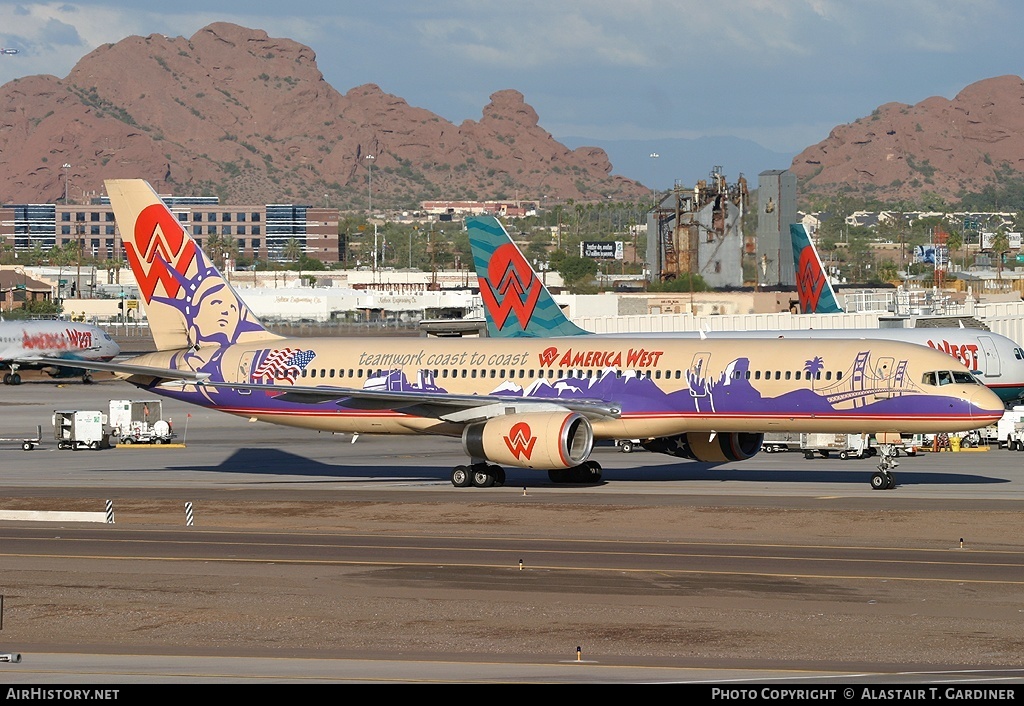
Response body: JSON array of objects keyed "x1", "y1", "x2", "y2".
[
  {"x1": 642, "y1": 432, "x2": 763, "y2": 462},
  {"x1": 462, "y1": 412, "x2": 594, "y2": 469}
]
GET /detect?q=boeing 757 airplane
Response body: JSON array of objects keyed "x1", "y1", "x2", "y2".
[
  {"x1": 468, "y1": 217, "x2": 1024, "y2": 407},
  {"x1": 0, "y1": 319, "x2": 120, "y2": 384},
  {"x1": 23, "y1": 180, "x2": 1004, "y2": 490}
]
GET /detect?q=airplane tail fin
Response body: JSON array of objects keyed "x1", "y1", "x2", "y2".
[
  {"x1": 467, "y1": 216, "x2": 589, "y2": 337},
  {"x1": 790, "y1": 223, "x2": 843, "y2": 314},
  {"x1": 105, "y1": 179, "x2": 282, "y2": 352}
]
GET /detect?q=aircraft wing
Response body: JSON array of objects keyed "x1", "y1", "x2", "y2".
[
  {"x1": 19, "y1": 356, "x2": 620, "y2": 423},
  {"x1": 201, "y1": 379, "x2": 622, "y2": 422},
  {"x1": 14, "y1": 356, "x2": 211, "y2": 385}
]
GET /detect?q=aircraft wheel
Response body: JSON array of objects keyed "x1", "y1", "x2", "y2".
[
  {"x1": 2, "y1": 373, "x2": 11, "y2": 385},
  {"x1": 870, "y1": 472, "x2": 888, "y2": 490},
  {"x1": 451, "y1": 465, "x2": 471, "y2": 488},
  {"x1": 488, "y1": 465, "x2": 506, "y2": 487},
  {"x1": 471, "y1": 466, "x2": 495, "y2": 488},
  {"x1": 83, "y1": 374, "x2": 93, "y2": 384},
  {"x1": 548, "y1": 468, "x2": 568, "y2": 484},
  {"x1": 885, "y1": 472, "x2": 897, "y2": 489},
  {"x1": 11, "y1": 373, "x2": 20, "y2": 385},
  {"x1": 585, "y1": 461, "x2": 603, "y2": 483}
]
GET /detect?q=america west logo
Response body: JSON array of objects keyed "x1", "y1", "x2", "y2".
[
  {"x1": 503, "y1": 421, "x2": 537, "y2": 460},
  {"x1": 126, "y1": 203, "x2": 198, "y2": 304},
  {"x1": 478, "y1": 243, "x2": 541, "y2": 331},
  {"x1": 795, "y1": 246, "x2": 826, "y2": 313}
]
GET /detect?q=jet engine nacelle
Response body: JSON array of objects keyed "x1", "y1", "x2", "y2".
[
  {"x1": 643, "y1": 431, "x2": 764, "y2": 462},
  {"x1": 462, "y1": 412, "x2": 594, "y2": 469}
]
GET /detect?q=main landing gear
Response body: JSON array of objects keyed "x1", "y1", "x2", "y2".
[
  {"x1": 448, "y1": 460, "x2": 604, "y2": 487},
  {"x1": 2, "y1": 372, "x2": 22, "y2": 385},
  {"x1": 870, "y1": 444, "x2": 900, "y2": 490},
  {"x1": 451, "y1": 463, "x2": 506, "y2": 488}
]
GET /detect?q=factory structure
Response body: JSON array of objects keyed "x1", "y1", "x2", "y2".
[{"x1": 645, "y1": 166, "x2": 798, "y2": 292}]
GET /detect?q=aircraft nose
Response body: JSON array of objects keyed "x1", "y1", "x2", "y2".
[{"x1": 972, "y1": 387, "x2": 1005, "y2": 424}]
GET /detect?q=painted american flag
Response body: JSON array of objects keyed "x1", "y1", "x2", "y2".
[{"x1": 251, "y1": 347, "x2": 316, "y2": 384}]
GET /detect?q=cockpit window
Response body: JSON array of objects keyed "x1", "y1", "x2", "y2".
[
  {"x1": 924, "y1": 370, "x2": 982, "y2": 387},
  {"x1": 952, "y1": 371, "x2": 980, "y2": 385}
]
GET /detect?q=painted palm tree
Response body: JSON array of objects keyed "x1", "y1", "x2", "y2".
[{"x1": 803, "y1": 355, "x2": 825, "y2": 391}]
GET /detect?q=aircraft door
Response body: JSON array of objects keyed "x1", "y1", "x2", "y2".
[
  {"x1": 978, "y1": 336, "x2": 1001, "y2": 377},
  {"x1": 237, "y1": 351, "x2": 255, "y2": 394}
]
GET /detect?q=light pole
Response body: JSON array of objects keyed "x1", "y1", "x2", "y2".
[
  {"x1": 648, "y1": 152, "x2": 659, "y2": 206},
  {"x1": 62, "y1": 163, "x2": 71, "y2": 204},
  {"x1": 365, "y1": 154, "x2": 375, "y2": 214}
]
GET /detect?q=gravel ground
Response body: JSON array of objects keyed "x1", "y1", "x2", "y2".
[{"x1": 2, "y1": 498, "x2": 1023, "y2": 670}]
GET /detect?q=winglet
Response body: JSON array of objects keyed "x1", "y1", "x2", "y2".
[
  {"x1": 791, "y1": 224, "x2": 843, "y2": 314},
  {"x1": 467, "y1": 216, "x2": 589, "y2": 337}
]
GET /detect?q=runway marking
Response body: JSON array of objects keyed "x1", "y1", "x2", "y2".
[{"x1": 4, "y1": 551, "x2": 1024, "y2": 586}]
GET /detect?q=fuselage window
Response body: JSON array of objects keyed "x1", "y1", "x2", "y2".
[
  {"x1": 461, "y1": 369, "x2": 467, "y2": 378},
  {"x1": 774, "y1": 371, "x2": 781, "y2": 380},
  {"x1": 301, "y1": 368, "x2": 308, "y2": 377},
  {"x1": 754, "y1": 370, "x2": 761, "y2": 380},
  {"x1": 795, "y1": 371, "x2": 801, "y2": 380},
  {"x1": 329, "y1": 369, "x2": 335, "y2": 378},
  {"x1": 826, "y1": 371, "x2": 832, "y2": 380},
  {"x1": 357, "y1": 369, "x2": 363, "y2": 378},
  {"x1": 785, "y1": 371, "x2": 792, "y2": 380},
  {"x1": 489, "y1": 369, "x2": 496, "y2": 378},
  {"x1": 837, "y1": 371, "x2": 843, "y2": 380}
]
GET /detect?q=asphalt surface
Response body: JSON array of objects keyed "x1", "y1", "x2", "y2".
[{"x1": 1, "y1": 373, "x2": 1024, "y2": 685}]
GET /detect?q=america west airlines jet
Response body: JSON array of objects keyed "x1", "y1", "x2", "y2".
[
  {"x1": 0, "y1": 319, "x2": 119, "y2": 384},
  {"x1": 24, "y1": 180, "x2": 1003, "y2": 491},
  {"x1": 468, "y1": 217, "x2": 1024, "y2": 409}
]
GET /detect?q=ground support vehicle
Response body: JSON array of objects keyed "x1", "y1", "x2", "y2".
[
  {"x1": 762, "y1": 432, "x2": 800, "y2": 453},
  {"x1": 52, "y1": 410, "x2": 110, "y2": 450},
  {"x1": 109, "y1": 399, "x2": 176, "y2": 445},
  {"x1": 800, "y1": 433, "x2": 873, "y2": 460},
  {"x1": 0, "y1": 425, "x2": 42, "y2": 451}
]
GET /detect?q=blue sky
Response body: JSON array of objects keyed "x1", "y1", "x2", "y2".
[{"x1": 1, "y1": 1, "x2": 1022, "y2": 188}]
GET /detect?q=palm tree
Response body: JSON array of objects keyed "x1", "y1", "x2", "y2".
[
  {"x1": 803, "y1": 356, "x2": 824, "y2": 391},
  {"x1": 283, "y1": 238, "x2": 304, "y2": 285}
]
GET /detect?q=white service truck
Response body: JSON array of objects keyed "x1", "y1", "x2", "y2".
[
  {"x1": 109, "y1": 399, "x2": 175, "y2": 445},
  {"x1": 996, "y1": 406, "x2": 1024, "y2": 451},
  {"x1": 800, "y1": 433, "x2": 874, "y2": 460},
  {"x1": 52, "y1": 410, "x2": 110, "y2": 450}
]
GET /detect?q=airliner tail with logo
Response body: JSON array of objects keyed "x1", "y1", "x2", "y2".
[
  {"x1": 467, "y1": 217, "x2": 1024, "y2": 406},
  {"x1": 791, "y1": 223, "x2": 843, "y2": 315},
  {"x1": 26, "y1": 182, "x2": 1004, "y2": 491}
]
